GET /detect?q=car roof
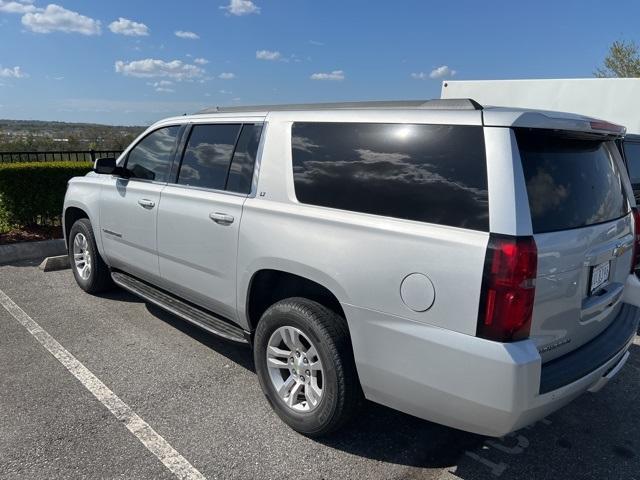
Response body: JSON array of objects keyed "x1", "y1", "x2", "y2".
[{"x1": 152, "y1": 98, "x2": 626, "y2": 137}]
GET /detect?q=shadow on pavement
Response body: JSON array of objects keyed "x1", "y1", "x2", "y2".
[
  {"x1": 144, "y1": 302, "x2": 255, "y2": 373},
  {"x1": 451, "y1": 343, "x2": 640, "y2": 480},
  {"x1": 98, "y1": 284, "x2": 640, "y2": 475},
  {"x1": 320, "y1": 401, "x2": 485, "y2": 469}
]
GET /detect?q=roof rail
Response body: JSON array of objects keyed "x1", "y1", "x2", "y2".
[{"x1": 196, "y1": 98, "x2": 482, "y2": 114}]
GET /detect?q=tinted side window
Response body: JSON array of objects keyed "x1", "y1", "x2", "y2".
[
  {"x1": 623, "y1": 141, "x2": 640, "y2": 184},
  {"x1": 517, "y1": 130, "x2": 628, "y2": 233},
  {"x1": 177, "y1": 124, "x2": 241, "y2": 190},
  {"x1": 226, "y1": 124, "x2": 262, "y2": 194},
  {"x1": 126, "y1": 126, "x2": 180, "y2": 182},
  {"x1": 291, "y1": 122, "x2": 489, "y2": 230}
]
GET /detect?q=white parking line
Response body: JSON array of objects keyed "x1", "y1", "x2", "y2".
[{"x1": 0, "y1": 288, "x2": 206, "y2": 480}]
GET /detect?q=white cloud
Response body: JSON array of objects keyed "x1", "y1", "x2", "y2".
[
  {"x1": 356, "y1": 149, "x2": 410, "y2": 163},
  {"x1": 115, "y1": 59, "x2": 204, "y2": 81},
  {"x1": 193, "y1": 57, "x2": 208, "y2": 65},
  {"x1": 175, "y1": 30, "x2": 199, "y2": 39},
  {"x1": 411, "y1": 65, "x2": 457, "y2": 80},
  {"x1": 219, "y1": 89, "x2": 232, "y2": 94},
  {"x1": 218, "y1": 72, "x2": 235, "y2": 79},
  {"x1": 0, "y1": 65, "x2": 28, "y2": 78},
  {"x1": 309, "y1": 40, "x2": 324, "y2": 46},
  {"x1": 430, "y1": 65, "x2": 456, "y2": 79},
  {"x1": 109, "y1": 17, "x2": 149, "y2": 36},
  {"x1": 146, "y1": 80, "x2": 174, "y2": 93},
  {"x1": 220, "y1": 0, "x2": 260, "y2": 16},
  {"x1": 310, "y1": 70, "x2": 345, "y2": 81},
  {"x1": 0, "y1": 0, "x2": 37, "y2": 14},
  {"x1": 22, "y1": 4, "x2": 101, "y2": 35},
  {"x1": 256, "y1": 49, "x2": 281, "y2": 61},
  {"x1": 147, "y1": 80, "x2": 173, "y2": 87}
]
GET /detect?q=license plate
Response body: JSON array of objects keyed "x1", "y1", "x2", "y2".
[{"x1": 590, "y1": 261, "x2": 610, "y2": 294}]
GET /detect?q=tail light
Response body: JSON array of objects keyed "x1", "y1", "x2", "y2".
[
  {"x1": 632, "y1": 208, "x2": 640, "y2": 273},
  {"x1": 477, "y1": 234, "x2": 538, "y2": 342}
]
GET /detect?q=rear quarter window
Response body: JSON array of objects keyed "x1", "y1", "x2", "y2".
[
  {"x1": 517, "y1": 130, "x2": 629, "y2": 233},
  {"x1": 291, "y1": 122, "x2": 489, "y2": 231}
]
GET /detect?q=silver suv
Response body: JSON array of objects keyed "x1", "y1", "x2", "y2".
[{"x1": 63, "y1": 99, "x2": 640, "y2": 437}]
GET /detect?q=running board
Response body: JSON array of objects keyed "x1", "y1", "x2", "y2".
[{"x1": 111, "y1": 271, "x2": 248, "y2": 344}]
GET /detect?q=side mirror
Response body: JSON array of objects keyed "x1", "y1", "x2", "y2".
[{"x1": 94, "y1": 157, "x2": 126, "y2": 176}]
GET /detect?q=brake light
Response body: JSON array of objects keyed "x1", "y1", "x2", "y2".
[
  {"x1": 477, "y1": 234, "x2": 538, "y2": 342},
  {"x1": 632, "y1": 208, "x2": 640, "y2": 273},
  {"x1": 589, "y1": 120, "x2": 625, "y2": 134}
]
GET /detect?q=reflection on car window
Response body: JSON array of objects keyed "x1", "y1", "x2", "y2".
[
  {"x1": 126, "y1": 126, "x2": 180, "y2": 182},
  {"x1": 226, "y1": 124, "x2": 262, "y2": 194},
  {"x1": 517, "y1": 131, "x2": 628, "y2": 233},
  {"x1": 177, "y1": 124, "x2": 241, "y2": 190},
  {"x1": 291, "y1": 122, "x2": 489, "y2": 231}
]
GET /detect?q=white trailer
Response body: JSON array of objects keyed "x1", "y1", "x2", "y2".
[{"x1": 441, "y1": 78, "x2": 640, "y2": 134}]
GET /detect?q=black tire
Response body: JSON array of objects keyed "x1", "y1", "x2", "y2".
[
  {"x1": 68, "y1": 218, "x2": 113, "y2": 294},
  {"x1": 253, "y1": 297, "x2": 361, "y2": 437}
]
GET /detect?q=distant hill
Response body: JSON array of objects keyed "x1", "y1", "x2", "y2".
[{"x1": 0, "y1": 119, "x2": 146, "y2": 152}]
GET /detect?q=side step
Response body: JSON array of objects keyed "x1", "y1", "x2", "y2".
[{"x1": 111, "y1": 271, "x2": 248, "y2": 344}]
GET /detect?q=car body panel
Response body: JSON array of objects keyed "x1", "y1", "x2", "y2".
[
  {"x1": 531, "y1": 215, "x2": 634, "y2": 362},
  {"x1": 156, "y1": 184, "x2": 246, "y2": 322},
  {"x1": 99, "y1": 177, "x2": 165, "y2": 284},
  {"x1": 63, "y1": 172, "x2": 107, "y2": 254}
]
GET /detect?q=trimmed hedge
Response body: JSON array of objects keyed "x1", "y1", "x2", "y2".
[{"x1": 0, "y1": 161, "x2": 92, "y2": 228}]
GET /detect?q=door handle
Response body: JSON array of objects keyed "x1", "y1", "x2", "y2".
[
  {"x1": 138, "y1": 198, "x2": 155, "y2": 209},
  {"x1": 209, "y1": 212, "x2": 235, "y2": 225}
]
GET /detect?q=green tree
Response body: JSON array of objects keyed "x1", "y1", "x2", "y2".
[{"x1": 595, "y1": 40, "x2": 640, "y2": 77}]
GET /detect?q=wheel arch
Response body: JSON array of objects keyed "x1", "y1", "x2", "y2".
[
  {"x1": 63, "y1": 206, "x2": 89, "y2": 245},
  {"x1": 242, "y1": 262, "x2": 350, "y2": 332},
  {"x1": 63, "y1": 200, "x2": 104, "y2": 257}
]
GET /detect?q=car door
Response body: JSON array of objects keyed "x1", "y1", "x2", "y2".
[
  {"x1": 100, "y1": 125, "x2": 182, "y2": 284},
  {"x1": 157, "y1": 123, "x2": 262, "y2": 321}
]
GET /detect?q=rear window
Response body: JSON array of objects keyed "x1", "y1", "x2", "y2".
[
  {"x1": 291, "y1": 122, "x2": 489, "y2": 231},
  {"x1": 517, "y1": 130, "x2": 629, "y2": 233}
]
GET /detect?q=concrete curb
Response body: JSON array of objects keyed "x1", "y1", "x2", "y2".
[
  {"x1": 39, "y1": 255, "x2": 70, "y2": 272},
  {"x1": 0, "y1": 239, "x2": 66, "y2": 265}
]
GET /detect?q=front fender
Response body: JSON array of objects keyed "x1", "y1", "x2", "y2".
[{"x1": 63, "y1": 177, "x2": 105, "y2": 257}]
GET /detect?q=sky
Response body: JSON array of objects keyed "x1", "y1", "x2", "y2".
[{"x1": 0, "y1": 0, "x2": 638, "y2": 126}]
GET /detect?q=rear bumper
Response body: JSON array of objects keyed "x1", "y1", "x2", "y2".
[
  {"x1": 540, "y1": 303, "x2": 638, "y2": 393},
  {"x1": 344, "y1": 296, "x2": 639, "y2": 437}
]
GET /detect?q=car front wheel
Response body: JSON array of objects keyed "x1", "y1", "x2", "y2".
[{"x1": 68, "y1": 218, "x2": 113, "y2": 294}]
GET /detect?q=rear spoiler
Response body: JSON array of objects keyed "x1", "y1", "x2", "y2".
[{"x1": 483, "y1": 110, "x2": 626, "y2": 137}]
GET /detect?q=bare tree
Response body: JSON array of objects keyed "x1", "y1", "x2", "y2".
[{"x1": 595, "y1": 40, "x2": 640, "y2": 77}]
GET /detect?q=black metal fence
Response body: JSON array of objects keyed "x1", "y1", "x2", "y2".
[{"x1": 0, "y1": 149, "x2": 123, "y2": 163}]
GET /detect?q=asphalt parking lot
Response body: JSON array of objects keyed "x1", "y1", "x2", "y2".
[{"x1": 0, "y1": 259, "x2": 639, "y2": 480}]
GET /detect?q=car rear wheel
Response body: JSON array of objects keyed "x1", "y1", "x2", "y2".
[
  {"x1": 68, "y1": 218, "x2": 113, "y2": 294},
  {"x1": 254, "y1": 297, "x2": 360, "y2": 436}
]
